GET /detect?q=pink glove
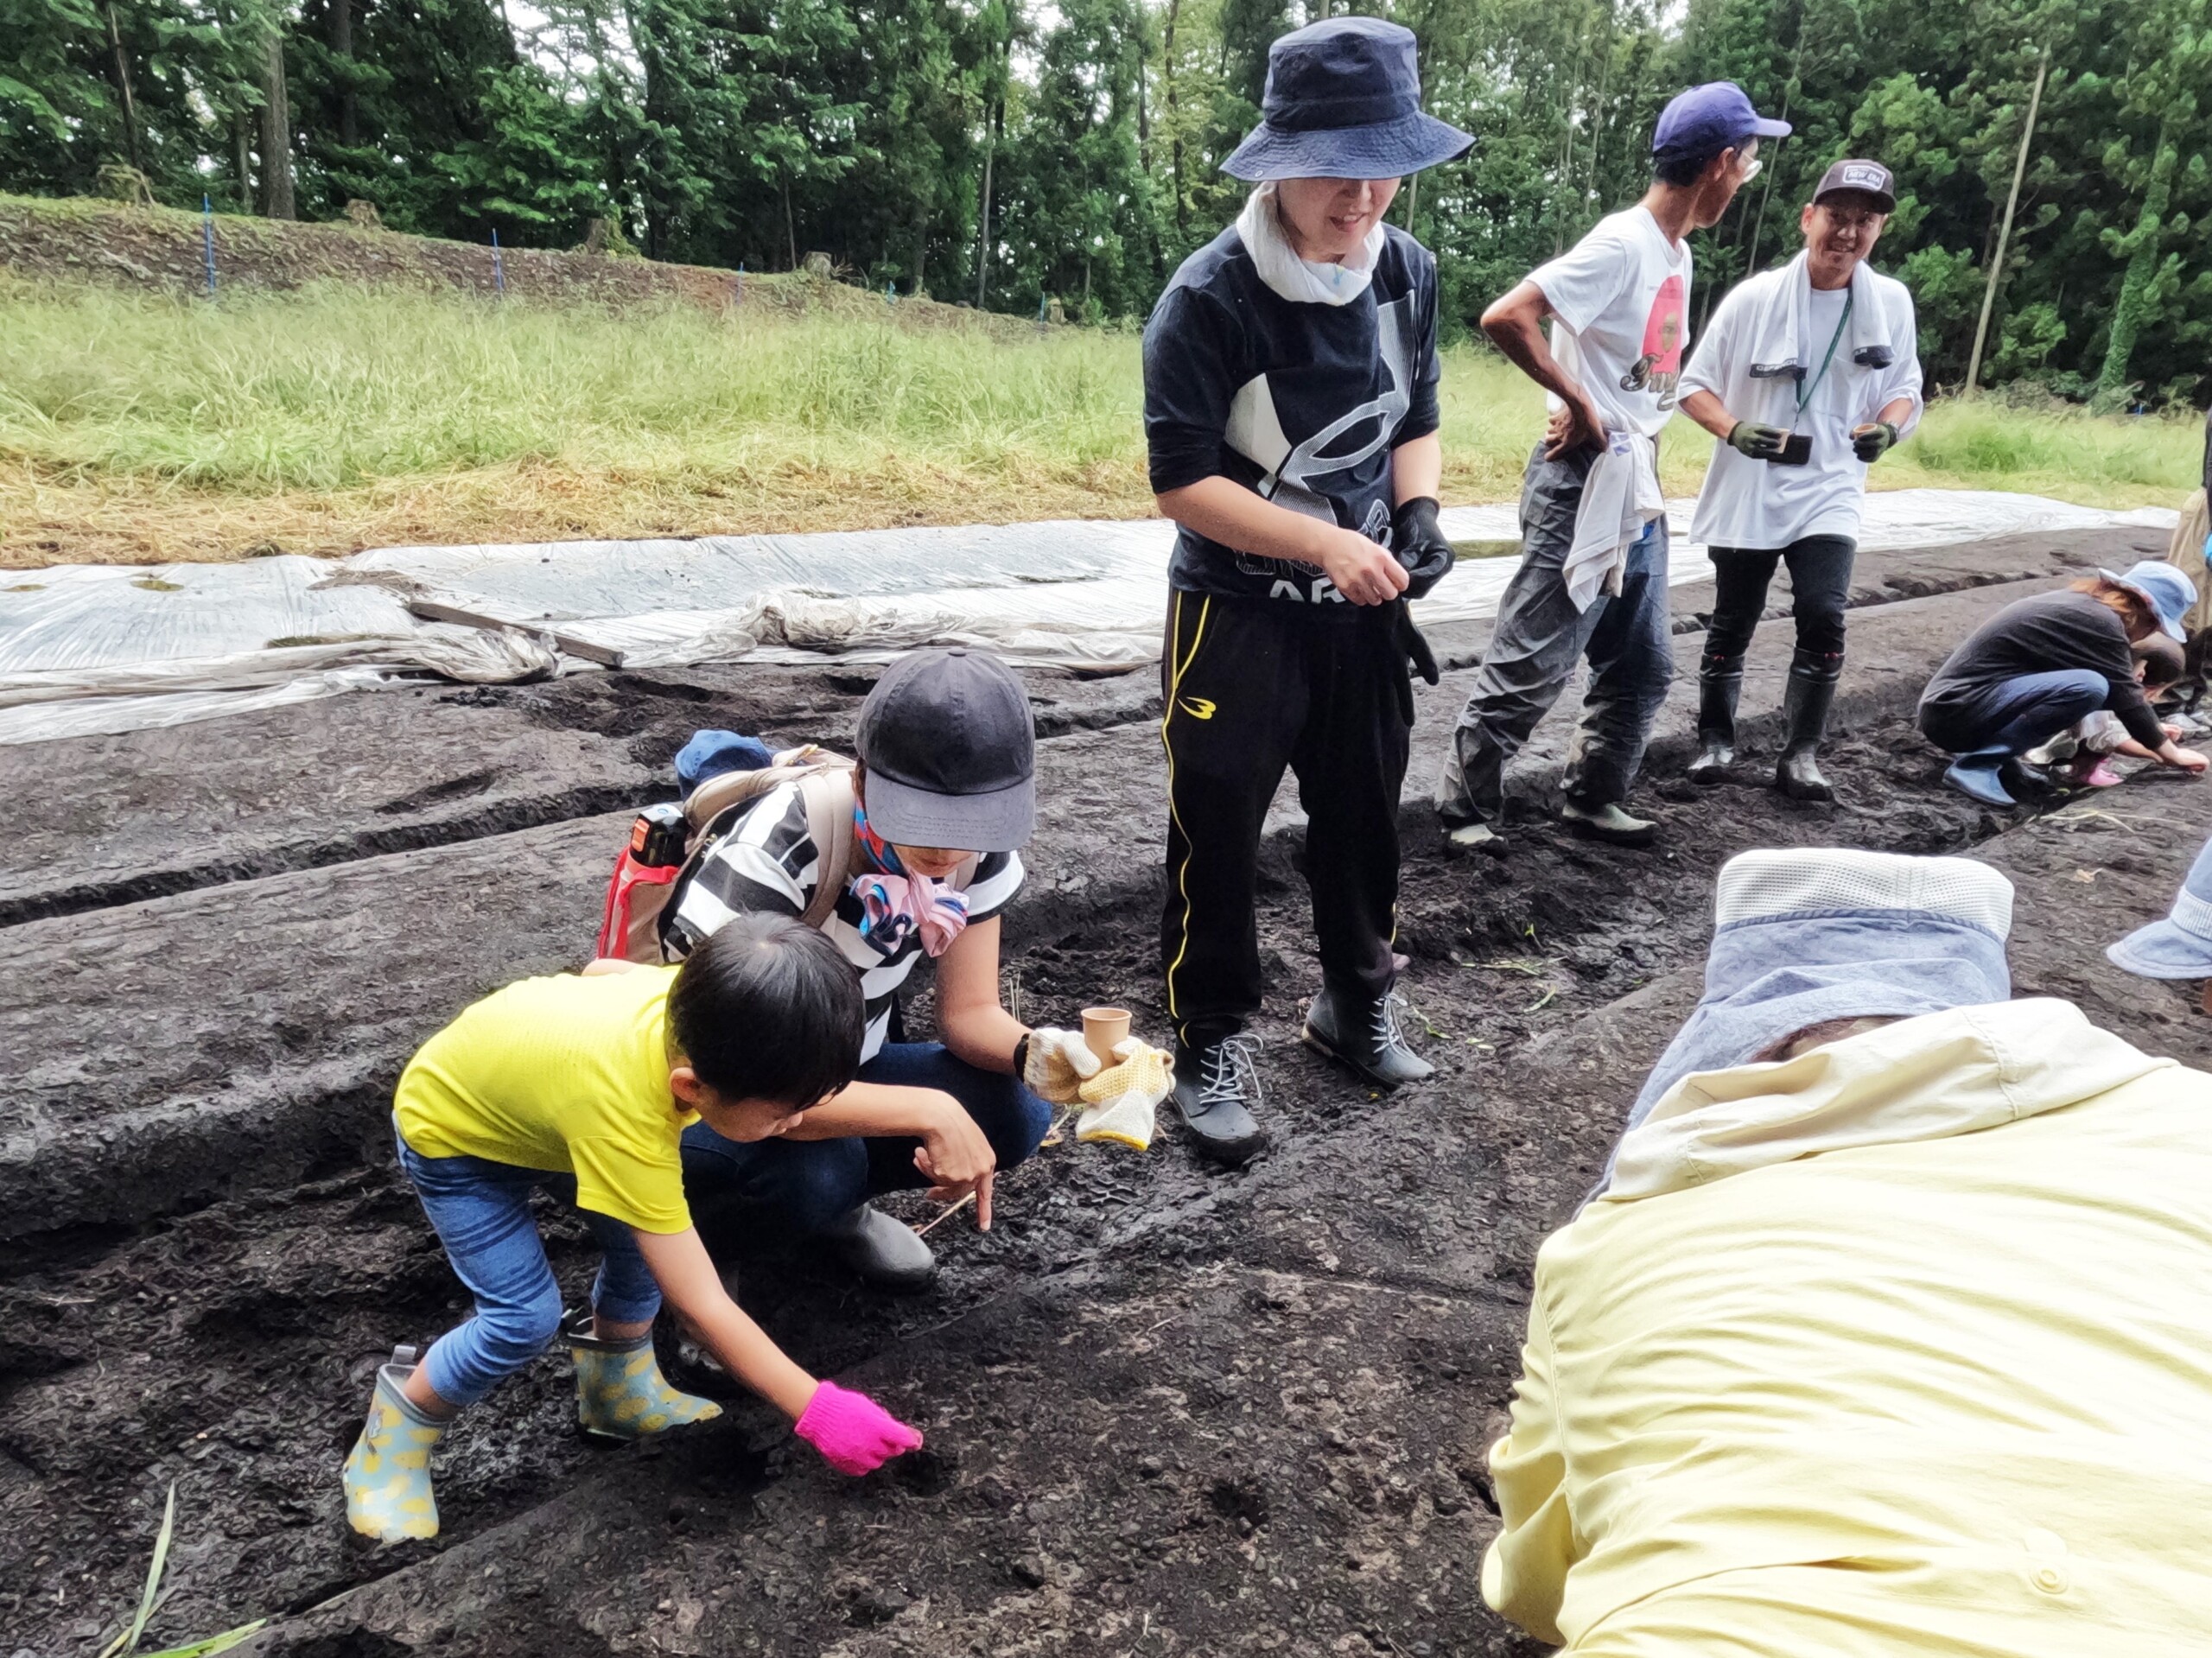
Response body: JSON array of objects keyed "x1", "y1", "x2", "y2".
[{"x1": 794, "y1": 1381, "x2": 924, "y2": 1475}]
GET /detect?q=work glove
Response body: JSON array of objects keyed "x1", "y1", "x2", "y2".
[
  {"x1": 1390, "y1": 496, "x2": 1456, "y2": 600},
  {"x1": 1727, "y1": 421, "x2": 1791, "y2": 461},
  {"x1": 1851, "y1": 420, "x2": 1900, "y2": 463},
  {"x1": 1019, "y1": 1027, "x2": 1101, "y2": 1105},
  {"x1": 1075, "y1": 1038, "x2": 1174, "y2": 1151},
  {"x1": 794, "y1": 1381, "x2": 925, "y2": 1475}
]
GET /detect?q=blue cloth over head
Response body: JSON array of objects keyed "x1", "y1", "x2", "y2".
[
  {"x1": 1223, "y1": 16, "x2": 1473, "y2": 181},
  {"x1": 1623, "y1": 849, "x2": 2015, "y2": 1135},
  {"x1": 2107, "y1": 831, "x2": 2212, "y2": 980},
  {"x1": 675, "y1": 730, "x2": 776, "y2": 793}
]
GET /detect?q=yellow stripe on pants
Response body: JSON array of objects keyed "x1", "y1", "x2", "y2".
[{"x1": 1160, "y1": 593, "x2": 1211, "y2": 1024}]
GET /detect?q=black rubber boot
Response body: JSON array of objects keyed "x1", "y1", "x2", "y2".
[
  {"x1": 1170, "y1": 1035, "x2": 1268, "y2": 1166},
  {"x1": 1300, "y1": 985, "x2": 1434, "y2": 1087},
  {"x1": 1775, "y1": 649, "x2": 1841, "y2": 802},
  {"x1": 1686, "y1": 652, "x2": 1744, "y2": 785}
]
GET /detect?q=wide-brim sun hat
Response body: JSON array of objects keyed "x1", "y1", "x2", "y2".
[
  {"x1": 1223, "y1": 16, "x2": 1474, "y2": 183},
  {"x1": 2107, "y1": 833, "x2": 2212, "y2": 979},
  {"x1": 2099, "y1": 559, "x2": 2196, "y2": 641}
]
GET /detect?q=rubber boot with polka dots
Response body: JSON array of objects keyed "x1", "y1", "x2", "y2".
[
  {"x1": 341, "y1": 1346, "x2": 445, "y2": 1542},
  {"x1": 567, "y1": 1311, "x2": 722, "y2": 1439}
]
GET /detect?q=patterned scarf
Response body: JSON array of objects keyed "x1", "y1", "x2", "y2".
[{"x1": 851, "y1": 807, "x2": 969, "y2": 959}]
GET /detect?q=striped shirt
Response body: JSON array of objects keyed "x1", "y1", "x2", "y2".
[{"x1": 662, "y1": 780, "x2": 1023, "y2": 1062}]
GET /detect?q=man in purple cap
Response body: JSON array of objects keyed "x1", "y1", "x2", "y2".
[
  {"x1": 1144, "y1": 16, "x2": 1473, "y2": 1162},
  {"x1": 1434, "y1": 82, "x2": 1785, "y2": 852},
  {"x1": 1677, "y1": 159, "x2": 1923, "y2": 802}
]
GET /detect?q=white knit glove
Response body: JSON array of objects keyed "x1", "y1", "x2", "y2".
[
  {"x1": 1021, "y1": 1026, "x2": 1100, "y2": 1105},
  {"x1": 1075, "y1": 1039, "x2": 1173, "y2": 1152}
]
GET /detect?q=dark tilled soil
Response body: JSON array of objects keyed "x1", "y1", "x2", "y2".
[{"x1": 13, "y1": 711, "x2": 2198, "y2": 1658}]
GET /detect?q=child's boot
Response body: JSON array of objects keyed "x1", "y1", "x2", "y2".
[
  {"x1": 342, "y1": 1345, "x2": 446, "y2": 1542},
  {"x1": 566, "y1": 1311, "x2": 723, "y2": 1439}
]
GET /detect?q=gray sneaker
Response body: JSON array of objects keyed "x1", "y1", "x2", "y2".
[
  {"x1": 821, "y1": 1203, "x2": 938, "y2": 1293},
  {"x1": 1560, "y1": 798, "x2": 1656, "y2": 846},
  {"x1": 1443, "y1": 818, "x2": 1501, "y2": 851}
]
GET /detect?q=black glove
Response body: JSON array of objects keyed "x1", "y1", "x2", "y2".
[
  {"x1": 1852, "y1": 421, "x2": 1900, "y2": 463},
  {"x1": 1391, "y1": 496, "x2": 1455, "y2": 600},
  {"x1": 1726, "y1": 421, "x2": 1791, "y2": 461},
  {"x1": 1395, "y1": 602, "x2": 1440, "y2": 686}
]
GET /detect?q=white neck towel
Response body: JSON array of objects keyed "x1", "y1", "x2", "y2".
[{"x1": 1740, "y1": 250, "x2": 1893, "y2": 395}]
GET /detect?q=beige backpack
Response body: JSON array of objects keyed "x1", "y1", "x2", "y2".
[{"x1": 596, "y1": 745, "x2": 861, "y2": 962}]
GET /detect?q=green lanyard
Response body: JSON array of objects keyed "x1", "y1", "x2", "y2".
[{"x1": 1796, "y1": 291, "x2": 1853, "y2": 416}]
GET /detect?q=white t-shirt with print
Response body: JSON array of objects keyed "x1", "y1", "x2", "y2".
[
  {"x1": 1679, "y1": 260, "x2": 1923, "y2": 549},
  {"x1": 1527, "y1": 206, "x2": 1694, "y2": 441}
]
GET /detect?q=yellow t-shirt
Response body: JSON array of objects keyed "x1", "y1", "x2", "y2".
[{"x1": 394, "y1": 966, "x2": 697, "y2": 1234}]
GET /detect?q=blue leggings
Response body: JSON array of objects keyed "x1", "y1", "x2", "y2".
[
  {"x1": 397, "y1": 1133, "x2": 663, "y2": 1407},
  {"x1": 679, "y1": 1042, "x2": 1052, "y2": 1235}
]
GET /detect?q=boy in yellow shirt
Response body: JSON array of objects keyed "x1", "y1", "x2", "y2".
[{"x1": 343, "y1": 913, "x2": 922, "y2": 1543}]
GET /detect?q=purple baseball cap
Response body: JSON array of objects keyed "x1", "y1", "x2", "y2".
[{"x1": 1652, "y1": 81, "x2": 1791, "y2": 158}]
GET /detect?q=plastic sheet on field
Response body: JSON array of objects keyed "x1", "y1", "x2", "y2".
[{"x1": 0, "y1": 490, "x2": 2180, "y2": 746}]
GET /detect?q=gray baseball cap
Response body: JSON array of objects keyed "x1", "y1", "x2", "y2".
[
  {"x1": 856, "y1": 648, "x2": 1036, "y2": 852},
  {"x1": 1813, "y1": 158, "x2": 1896, "y2": 212}
]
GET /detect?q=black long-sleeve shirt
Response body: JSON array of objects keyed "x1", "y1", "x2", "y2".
[
  {"x1": 1919, "y1": 588, "x2": 2164, "y2": 750},
  {"x1": 1142, "y1": 224, "x2": 1441, "y2": 611}
]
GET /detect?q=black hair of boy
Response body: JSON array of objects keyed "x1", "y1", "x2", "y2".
[{"x1": 668, "y1": 912, "x2": 866, "y2": 1106}]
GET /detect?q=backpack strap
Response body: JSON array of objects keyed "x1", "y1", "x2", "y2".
[{"x1": 795, "y1": 768, "x2": 861, "y2": 933}]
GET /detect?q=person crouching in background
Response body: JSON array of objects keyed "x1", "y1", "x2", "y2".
[{"x1": 1918, "y1": 562, "x2": 2207, "y2": 807}]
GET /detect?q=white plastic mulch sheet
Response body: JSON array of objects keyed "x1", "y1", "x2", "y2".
[{"x1": 0, "y1": 490, "x2": 2178, "y2": 746}]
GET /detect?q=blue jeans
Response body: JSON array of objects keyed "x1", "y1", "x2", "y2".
[
  {"x1": 397, "y1": 1133, "x2": 663, "y2": 1407},
  {"x1": 1928, "y1": 669, "x2": 2110, "y2": 756},
  {"x1": 679, "y1": 1042, "x2": 1052, "y2": 1236},
  {"x1": 1436, "y1": 444, "x2": 1675, "y2": 825}
]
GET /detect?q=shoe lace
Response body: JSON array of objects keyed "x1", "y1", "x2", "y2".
[
  {"x1": 1200, "y1": 1036, "x2": 1262, "y2": 1106},
  {"x1": 1370, "y1": 991, "x2": 1410, "y2": 1052}
]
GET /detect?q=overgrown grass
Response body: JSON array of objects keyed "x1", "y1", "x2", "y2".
[{"x1": 0, "y1": 277, "x2": 2196, "y2": 567}]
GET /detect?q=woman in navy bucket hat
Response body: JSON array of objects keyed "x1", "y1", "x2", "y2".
[
  {"x1": 1221, "y1": 16, "x2": 1475, "y2": 181},
  {"x1": 1143, "y1": 19, "x2": 1470, "y2": 1164}
]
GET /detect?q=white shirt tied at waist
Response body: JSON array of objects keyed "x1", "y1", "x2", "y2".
[
  {"x1": 1681, "y1": 250, "x2": 1923, "y2": 550},
  {"x1": 1564, "y1": 427, "x2": 1662, "y2": 613}
]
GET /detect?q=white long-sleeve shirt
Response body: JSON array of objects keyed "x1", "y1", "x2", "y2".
[{"x1": 1680, "y1": 251, "x2": 1923, "y2": 550}]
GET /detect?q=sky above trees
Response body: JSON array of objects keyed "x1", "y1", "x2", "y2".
[{"x1": 4, "y1": 0, "x2": 2209, "y2": 402}]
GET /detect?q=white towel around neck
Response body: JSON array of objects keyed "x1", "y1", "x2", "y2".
[
  {"x1": 1235, "y1": 183, "x2": 1386, "y2": 307},
  {"x1": 1740, "y1": 250, "x2": 1894, "y2": 393}
]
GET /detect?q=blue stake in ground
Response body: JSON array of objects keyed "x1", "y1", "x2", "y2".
[
  {"x1": 201, "y1": 195, "x2": 217, "y2": 298},
  {"x1": 491, "y1": 228, "x2": 505, "y2": 295}
]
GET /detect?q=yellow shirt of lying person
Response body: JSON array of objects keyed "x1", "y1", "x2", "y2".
[
  {"x1": 1483, "y1": 998, "x2": 2212, "y2": 1655},
  {"x1": 395, "y1": 965, "x2": 697, "y2": 1234}
]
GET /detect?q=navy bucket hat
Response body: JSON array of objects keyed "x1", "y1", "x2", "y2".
[{"x1": 1223, "y1": 16, "x2": 1474, "y2": 182}]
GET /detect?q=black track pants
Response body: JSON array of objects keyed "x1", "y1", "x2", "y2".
[{"x1": 1159, "y1": 593, "x2": 1412, "y2": 1049}]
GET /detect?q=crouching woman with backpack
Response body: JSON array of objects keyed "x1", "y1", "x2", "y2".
[{"x1": 664, "y1": 648, "x2": 1090, "y2": 1290}]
